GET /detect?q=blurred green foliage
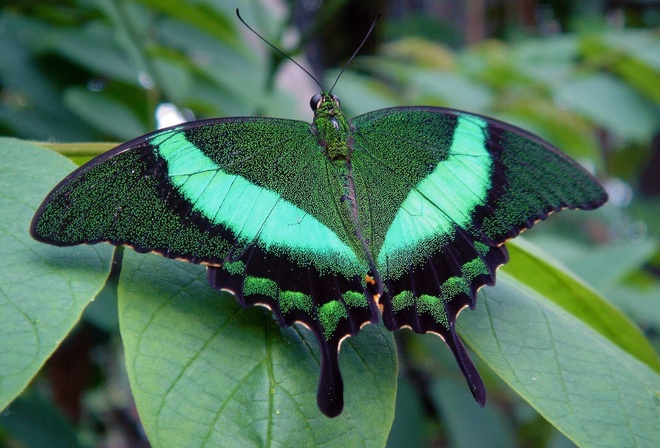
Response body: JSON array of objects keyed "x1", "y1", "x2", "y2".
[{"x1": 1, "y1": 1, "x2": 659, "y2": 447}]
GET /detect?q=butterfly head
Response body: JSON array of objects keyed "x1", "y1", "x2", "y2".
[{"x1": 310, "y1": 92, "x2": 340, "y2": 112}]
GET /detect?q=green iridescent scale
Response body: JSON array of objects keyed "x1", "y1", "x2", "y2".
[{"x1": 31, "y1": 94, "x2": 607, "y2": 417}]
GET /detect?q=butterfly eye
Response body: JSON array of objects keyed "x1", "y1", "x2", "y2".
[
  {"x1": 330, "y1": 94, "x2": 340, "y2": 107},
  {"x1": 310, "y1": 93, "x2": 323, "y2": 111}
]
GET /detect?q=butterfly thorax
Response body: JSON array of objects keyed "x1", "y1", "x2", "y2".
[{"x1": 311, "y1": 93, "x2": 351, "y2": 160}]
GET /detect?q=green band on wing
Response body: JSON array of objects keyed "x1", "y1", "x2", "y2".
[
  {"x1": 342, "y1": 290, "x2": 369, "y2": 308},
  {"x1": 462, "y1": 257, "x2": 489, "y2": 281},
  {"x1": 441, "y1": 276, "x2": 469, "y2": 300},
  {"x1": 244, "y1": 276, "x2": 278, "y2": 298},
  {"x1": 318, "y1": 301, "x2": 349, "y2": 340},
  {"x1": 378, "y1": 115, "x2": 492, "y2": 273},
  {"x1": 417, "y1": 294, "x2": 448, "y2": 328},
  {"x1": 280, "y1": 290, "x2": 313, "y2": 314},
  {"x1": 151, "y1": 132, "x2": 361, "y2": 274},
  {"x1": 223, "y1": 261, "x2": 245, "y2": 275},
  {"x1": 472, "y1": 241, "x2": 490, "y2": 257},
  {"x1": 392, "y1": 290, "x2": 415, "y2": 313}
]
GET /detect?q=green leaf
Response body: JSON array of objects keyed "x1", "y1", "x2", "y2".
[
  {"x1": 50, "y1": 22, "x2": 140, "y2": 85},
  {"x1": 385, "y1": 375, "x2": 425, "y2": 448},
  {"x1": 459, "y1": 273, "x2": 660, "y2": 448},
  {"x1": 512, "y1": 35, "x2": 579, "y2": 85},
  {"x1": 432, "y1": 377, "x2": 516, "y2": 448},
  {"x1": 355, "y1": 56, "x2": 493, "y2": 111},
  {"x1": 0, "y1": 139, "x2": 112, "y2": 410},
  {"x1": 554, "y1": 72, "x2": 659, "y2": 142},
  {"x1": 0, "y1": 15, "x2": 97, "y2": 141},
  {"x1": 0, "y1": 389, "x2": 82, "y2": 448},
  {"x1": 548, "y1": 238, "x2": 657, "y2": 291},
  {"x1": 64, "y1": 87, "x2": 149, "y2": 140},
  {"x1": 132, "y1": 0, "x2": 237, "y2": 46},
  {"x1": 119, "y1": 250, "x2": 397, "y2": 447},
  {"x1": 505, "y1": 239, "x2": 660, "y2": 373},
  {"x1": 406, "y1": 69, "x2": 493, "y2": 110},
  {"x1": 580, "y1": 31, "x2": 660, "y2": 104},
  {"x1": 529, "y1": 235, "x2": 660, "y2": 339}
]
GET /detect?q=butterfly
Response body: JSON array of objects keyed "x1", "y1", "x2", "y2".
[{"x1": 30, "y1": 88, "x2": 607, "y2": 417}]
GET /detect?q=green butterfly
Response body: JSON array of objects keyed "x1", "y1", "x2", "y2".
[{"x1": 30, "y1": 88, "x2": 607, "y2": 417}]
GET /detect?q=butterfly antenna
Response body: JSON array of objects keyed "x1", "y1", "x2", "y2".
[
  {"x1": 328, "y1": 14, "x2": 382, "y2": 94},
  {"x1": 236, "y1": 8, "x2": 324, "y2": 91}
]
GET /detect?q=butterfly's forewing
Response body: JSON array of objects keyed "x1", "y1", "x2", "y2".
[
  {"x1": 31, "y1": 117, "x2": 380, "y2": 417},
  {"x1": 349, "y1": 107, "x2": 607, "y2": 403}
]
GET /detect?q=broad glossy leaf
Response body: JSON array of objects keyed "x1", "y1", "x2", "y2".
[
  {"x1": 50, "y1": 22, "x2": 139, "y2": 85},
  {"x1": 0, "y1": 139, "x2": 111, "y2": 410},
  {"x1": 432, "y1": 377, "x2": 516, "y2": 448},
  {"x1": 0, "y1": 15, "x2": 97, "y2": 141},
  {"x1": 554, "y1": 73, "x2": 658, "y2": 142},
  {"x1": 0, "y1": 389, "x2": 82, "y2": 448},
  {"x1": 459, "y1": 274, "x2": 660, "y2": 448},
  {"x1": 504, "y1": 239, "x2": 660, "y2": 373},
  {"x1": 133, "y1": 0, "x2": 237, "y2": 45},
  {"x1": 528, "y1": 235, "x2": 660, "y2": 344},
  {"x1": 118, "y1": 250, "x2": 397, "y2": 447},
  {"x1": 64, "y1": 87, "x2": 148, "y2": 140},
  {"x1": 581, "y1": 31, "x2": 660, "y2": 104}
]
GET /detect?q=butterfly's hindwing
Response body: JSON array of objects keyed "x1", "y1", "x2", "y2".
[
  {"x1": 207, "y1": 242, "x2": 380, "y2": 417},
  {"x1": 378, "y1": 229, "x2": 508, "y2": 404}
]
